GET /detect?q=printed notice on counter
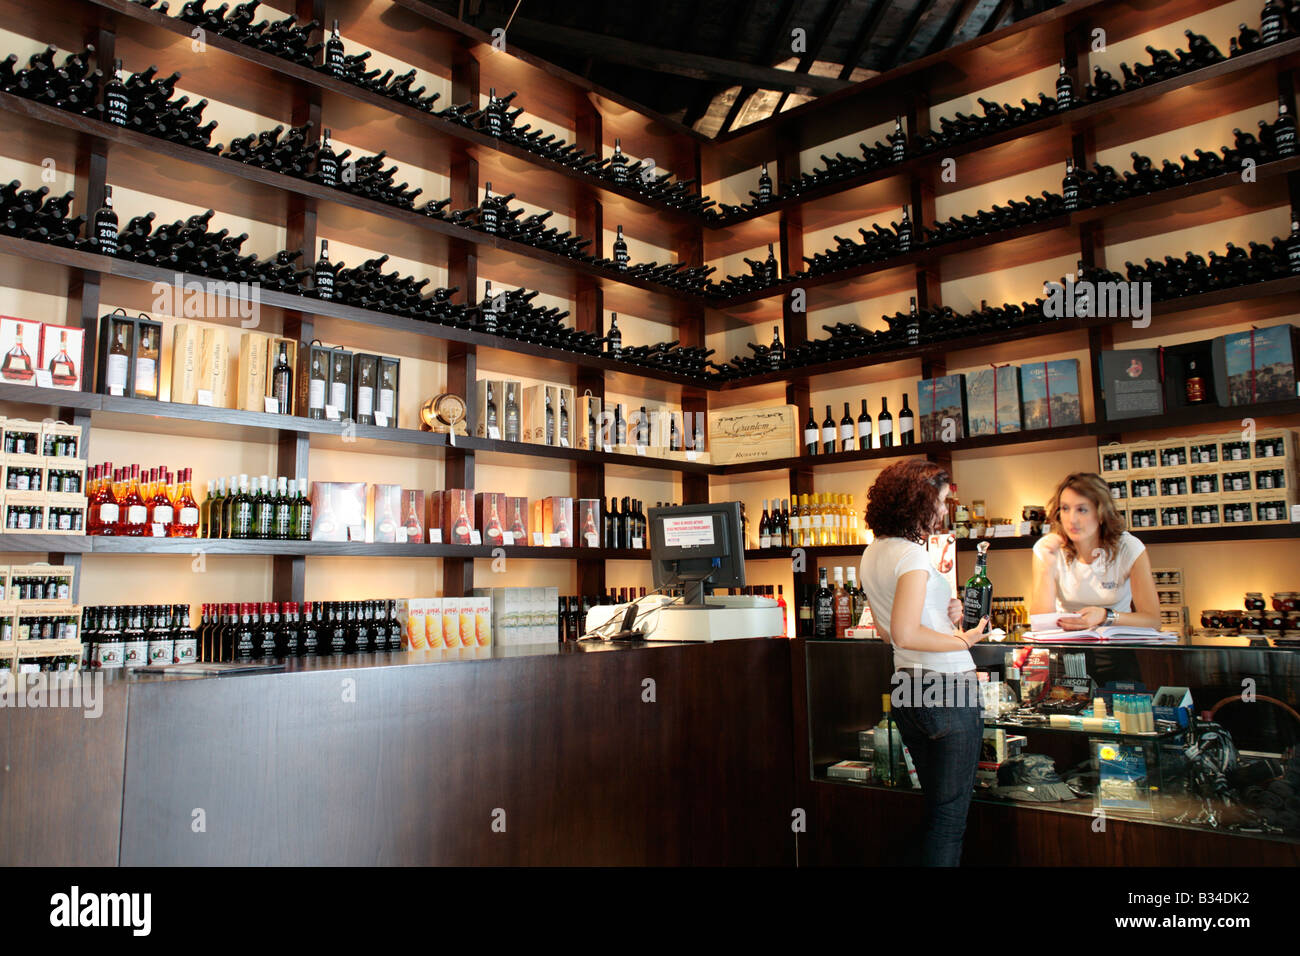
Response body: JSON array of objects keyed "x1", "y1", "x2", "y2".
[{"x1": 662, "y1": 515, "x2": 714, "y2": 548}]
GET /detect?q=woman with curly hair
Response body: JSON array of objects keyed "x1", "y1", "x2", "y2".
[
  {"x1": 858, "y1": 459, "x2": 988, "y2": 866},
  {"x1": 1031, "y1": 472, "x2": 1160, "y2": 630}
]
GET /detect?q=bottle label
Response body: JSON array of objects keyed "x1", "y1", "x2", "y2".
[
  {"x1": 135, "y1": 357, "x2": 157, "y2": 391},
  {"x1": 1262, "y1": 15, "x2": 1284, "y2": 43},
  {"x1": 804, "y1": 427, "x2": 818, "y2": 447},
  {"x1": 358, "y1": 386, "x2": 374, "y2": 417},
  {"x1": 1277, "y1": 127, "x2": 1295, "y2": 156},
  {"x1": 1056, "y1": 83, "x2": 1072, "y2": 109},
  {"x1": 315, "y1": 270, "x2": 334, "y2": 299},
  {"x1": 96, "y1": 220, "x2": 118, "y2": 254},
  {"x1": 615, "y1": 247, "x2": 629, "y2": 268},
  {"x1": 106, "y1": 90, "x2": 129, "y2": 126},
  {"x1": 879, "y1": 419, "x2": 892, "y2": 435},
  {"x1": 175, "y1": 638, "x2": 197, "y2": 663},
  {"x1": 152, "y1": 505, "x2": 174, "y2": 524},
  {"x1": 815, "y1": 599, "x2": 835, "y2": 636},
  {"x1": 379, "y1": 388, "x2": 395, "y2": 417},
  {"x1": 319, "y1": 156, "x2": 338, "y2": 186},
  {"x1": 811, "y1": 515, "x2": 823, "y2": 528},
  {"x1": 106, "y1": 353, "x2": 128, "y2": 390},
  {"x1": 180, "y1": 507, "x2": 200, "y2": 525},
  {"x1": 128, "y1": 505, "x2": 148, "y2": 524},
  {"x1": 98, "y1": 502, "x2": 119, "y2": 523},
  {"x1": 900, "y1": 418, "x2": 913, "y2": 437},
  {"x1": 857, "y1": 421, "x2": 871, "y2": 440},
  {"x1": 1063, "y1": 184, "x2": 1078, "y2": 210},
  {"x1": 822, "y1": 425, "x2": 836, "y2": 445},
  {"x1": 1289, "y1": 241, "x2": 1300, "y2": 274},
  {"x1": 330, "y1": 381, "x2": 347, "y2": 411},
  {"x1": 760, "y1": 533, "x2": 771, "y2": 548},
  {"x1": 840, "y1": 423, "x2": 854, "y2": 442},
  {"x1": 148, "y1": 640, "x2": 174, "y2": 664},
  {"x1": 962, "y1": 585, "x2": 991, "y2": 630}
]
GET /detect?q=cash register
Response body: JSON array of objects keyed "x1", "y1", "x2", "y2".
[{"x1": 582, "y1": 501, "x2": 785, "y2": 642}]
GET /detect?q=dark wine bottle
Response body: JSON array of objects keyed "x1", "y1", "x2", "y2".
[
  {"x1": 878, "y1": 397, "x2": 893, "y2": 448},
  {"x1": 763, "y1": 242, "x2": 778, "y2": 284},
  {"x1": 105, "y1": 60, "x2": 129, "y2": 126},
  {"x1": 325, "y1": 19, "x2": 345, "y2": 76},
  {"x1": 897, "y1": 204, "x2": 912, "y2": 252},
  {"x1": 606, "y1": 312, "x2": 622, "y2": 357},
  {"x1": 768, "y1": 324, "x2": 784, "y2": 368},
  {"x1": 822, "y1": 404, "x2": 836, "y2": 454},
  {"x1": 906, "y1": 296, "x2": 920, "y2": 346},
  {"x1": 889, "y1": 116, "x2": 906, "y2": 162},
  {"x1": 1062, "y1": 158, "x2": 1080, "y2": 211},
  {"x1": 757, "y1": 163, "x2": 772, "y2": 203},
  {"x1": 93, "y1": 185, "x2": 118, "y2": 255},
  {"x1": 313, "y1": 238, "x2": 334, "y2": 299},
  {"x1": 839, "y1": 402, "x2": 855, "y2": 452},
  {"x1": 804, "y1": 406, "x2": 819, "y2": 455},
  {"x1": 613, "y1": 224, "x2": 629, "y2": 270},
  {"x1": 1055, "y1": 59, "x2": 1074, "y2": 109},
  {"x1": 814, "y1": 567, "x2": 835, "y2": 639},
  {"x1": 1275, "y1": 99, "x2": 1296, "y2": 157},
  {"x1": 857, "y1": 398, "x2": 873, "y2": 449},
  {"x1": 961, "y1": 541, "x2": 992, "y2": 631},
  {"x1": 899, "y1": 394, "x2": 914, "y2": 445}
]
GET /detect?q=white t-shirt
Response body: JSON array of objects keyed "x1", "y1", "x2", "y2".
[
  {"x1": 1033, "y1": 531, "x2": 1146, "y2": 614},
  {"x1": 859, "y1": 537, "x2": 973, "y2": 673}
]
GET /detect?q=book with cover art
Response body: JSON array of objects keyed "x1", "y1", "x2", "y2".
[
  {"x1": 1020, "y1": 359, "x2": 1082, "y2": 429},
  {"x1": 965, "y1": 365, "x2": 1022, "y2": 436},
  {"x1": 917, "y1": 374, "x2": 966, "y2": 442},
  {"x1": 1211, "y1": 323, "x2": 1299, "y2": 406}
]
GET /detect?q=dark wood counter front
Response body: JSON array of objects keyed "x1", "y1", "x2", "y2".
[{"x1": 0, "y1": 639, "x2": 796, "y2": 866}]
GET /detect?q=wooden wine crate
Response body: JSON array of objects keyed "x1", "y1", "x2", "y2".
[
  {"x1": 706, "y1": 404, "x2": 798, "y2": 465},
  {"x1": 1189, "y1": 499, "x2": 1222, "y2": 527},
  {"x1": 8, "y1": 563, "x2": 75, "y2": 604},
  {"x1": 1253, "y1": 489, "x2": 1297, "y2": 524},
  {"x1": 1219, "y1": 495, "x2": 1255, "y2": 526},
  {"x1": 1098, "y1": 443, "x2": 1130, "y2": 475},
  {"x1": 1156, "y1": 439, "x2": 1191, "y2": 471},
  {"x1": 1253, "y1": 428, "x2": 1298, "y2": 463},
  {"x1": 1251, "y1": 459, "x2": 1295, "y2": 494}
]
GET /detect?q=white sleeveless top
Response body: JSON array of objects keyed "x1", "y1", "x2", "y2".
[{"x1": 1033, "y1": 531, "x2": 1145, "y2": 613}]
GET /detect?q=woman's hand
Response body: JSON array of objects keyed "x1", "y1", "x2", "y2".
[
  {"x1": 1037, "y1": 532, "x2": 1066, "y2": 555},
  {"x1": 947, "y1": 599, "x2": 963, "y2": 627},
  {"x1": 1058, "y1": 606, "x2": 1107, "y2": 630},
  {"x1": 956, "y1": 617, "x2": 988, "y2": 647}
]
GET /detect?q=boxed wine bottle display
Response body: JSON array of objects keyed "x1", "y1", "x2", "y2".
[
  {"x1": 296, "y1": 340, "x2": 332, "y2": 419},
  {"x1": 326, "y1": 346, "x2": 354, "y2": 420},
  {"x1": 1019, "y1": 360, "x2": 1082, "y2": 429},
  {"x1": 0, "y1": 316, "x2": 41, "y2": 386},
  {"x1": 706, "y1": 404, "x2": 797, "y2": 464},
  {"x1": 965, "y1": 365, "x2": 1022, "y2": 436},
  {"x1": 476, "y1": 492, "x2": 510, "y2": 545},
  {"x1": 368, "y1": 484, "x2": 402, "y2": 542},
  {"x1": 38, "y1": 324, "x2": 85, "y2": 391},
  {"x1": 400, "y1": 489, "x2": 424, "y2": 543},
  {"x1": 353, "y1": 353, "x2": 380, "y2": 424},
  {"x1": 237, "y1": 332, "x2": 270, "y2": 412},
  {"x1": 309, "y1": 481, "x2": 366, "y2": 541},
  {"x1": 1211, "y1": 323, "x2": 1299, "y2": 406},
  {"x1": 475, "y1": 379, "x2": 522, "y2": 440},
  {"x1": 917, "y1": 374, "x2": 967, "y2": 442},
  {"x1": 264, "y1": 338, "x2": 298, "y2": 414}
]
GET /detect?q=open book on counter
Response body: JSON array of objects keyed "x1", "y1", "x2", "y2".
[{"x1": 1027, "y1": 613, "x2": 1176, "y2": 643}]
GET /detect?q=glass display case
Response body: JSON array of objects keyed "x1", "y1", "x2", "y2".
[{"x1": 805, "y1": 638, "x2": 1300, "y2": 844}]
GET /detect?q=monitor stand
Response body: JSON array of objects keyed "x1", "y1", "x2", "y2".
[{"x1": 667, "y1": 570, "x2": 719, "y2": 609}]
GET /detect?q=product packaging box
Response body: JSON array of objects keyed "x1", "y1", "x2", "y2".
[
  {"x1": 400, "y1": 598, "x2": 427, "y2": 650},
  {"x1": 38, "y1": 324, "x2": 85, "y2": 391},
  {"x1": 1099, "y1": 348, "x2": 1163, "y2": 421},
  {"x1": 1221, "y1": 467, "x2": 1253, "y2": 495},
  {"x1": 1254, "y1": 491, "x2": 1294, "y2": 523},
  {"x1": 263, "y1": 338, "x2": 297, "y2": 411},
  {"x1": 476, "y1": 492, "x2": 510, "y2": 546},
  {"x1": 426, "y1": 490, "x2": 443, "y2": 541},
  {"x1": 399, "y1": 489, "x2": 424, "y2": 544},
  {"x1": 0, "y1": 316, "x2": 42, "y2": 387},
  {"x1": 522, "y1": 384, "x2": 560, "y2": 445},
  {"x1": 237, "y1": 331, "x2": 270, "y2": 411},
  {"x1": 1156, "y1": 439, "x2": 1190, "y2": 471},
  {"x1": 95, "y1": 311, "x2": 134, "y2": 397},
  {"x1": 295, "y1": 340, "x2": 330, "y2": 419},
  {"x1": 1212, "y1": 323, "x2": 1299, "y2": 406},
  {"x1": 542, "y1": 496, "x2": 574, "y2": 547},
  {"x1": 1162, "y1": 339, "x2": 1221, "y2": 410},
  {"x1": 475, "y1": 379, "x2": 507, "y2": 439},
  {"x1": 367, "y1": 483, "x2": 402, "y2": 543},
  {"x1": 170, "y1": 324, "x2": 201, "y2": 404},
  {"x1": 440, "y1": 597, "x2": 464, "y2": 649},
  {"x1": 577, "y1": 392, "x2": 602, "y2": 451},
  {"x1": 441, "y1": 489, "x2": 475, "y2": 544},
  {"x1": 198, "y1": 326, "x2": 232, "y2": 408},
  {"x1": 376, "y1": 355, "x2": 400, "y2": 427},
  {"x1": 471, "y1": 593, "x2": 492, "y2": 647},
  {"x1": 506, "y1": 496, "x2": 529, "y2": 544},
  {"x1": 577, "y1": 498, "x2": 601, "y2": 548},
  {"x1": 917, "y1": 374, "x2": 967, "y2": 442},
  {"x1": 706, "y1": 403, "x2": 798, "y2": 464},
  {"x1": 325, "y1": 346, "x2": 354, "y2": 420},
  {"x1": 421, "y1": 598, "x2": 443, "y2": 649},
  {"x1": 352, "y1": 352, "x2": 380, "y2": 424},
  {"x1": 1019, "y1": 359, "x2": 1082, "y2": 430},
  {"x1": 965, "y1": 365, "x2": 1022, "y2": 436},
  {"x1": 1189, "y1": 500, "x2": 1221, "y2": 527},
  {"x1": 309, "y1": 481, "x2": 366, "y2": 541}
]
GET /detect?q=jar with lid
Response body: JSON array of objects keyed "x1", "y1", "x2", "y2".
[
  {"x1": 1245, "y1": 592, "x2": 1266, "y2": 611},
  {"x1": 1272, "y1": 592, "x2": 1297, "y2": 612}
]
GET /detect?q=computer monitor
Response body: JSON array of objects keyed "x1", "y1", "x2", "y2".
[{"x1": 648, "y1": 502, "x2": 746, "y2": 606}]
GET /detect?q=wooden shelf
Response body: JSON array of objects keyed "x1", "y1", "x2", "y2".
[{"x1": 78, "y1": 0, "x2": 715, "y2": 231}]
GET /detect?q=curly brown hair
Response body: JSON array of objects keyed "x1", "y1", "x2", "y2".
[
  {"x1": 1046, "y1": 472, "x2": 1127, "y2": 563},
  {"x1": 865, "y1": 459, "x2": 951, "y2": 544}
]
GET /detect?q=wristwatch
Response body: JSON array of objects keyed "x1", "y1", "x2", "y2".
[{"x1": 1104, "y1": 609, "x2": 1116, "y2": 626}]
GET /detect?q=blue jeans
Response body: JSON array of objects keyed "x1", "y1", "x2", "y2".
[{"x1": 892, "y1": 671, "x2": 983, "y2": 867}]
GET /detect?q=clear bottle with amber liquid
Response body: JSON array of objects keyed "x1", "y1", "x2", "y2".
[
  {"x1": 170, "y1": 468, "x2": 200, "y2": 537},
  {"x1": 119, "y1": 464, "x2": 149, "y2": 536}
]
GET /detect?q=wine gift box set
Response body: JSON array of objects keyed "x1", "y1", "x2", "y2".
[{"x1": 0, "y1": 0, "x2": 1295, "y2": 686}]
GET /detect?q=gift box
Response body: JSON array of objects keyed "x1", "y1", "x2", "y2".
[
  {"x1": 442, "y1": 489, "x2": 475, "y2": 544},
  {"x1": 1098, "y1": 348, "x2": 1163, "y2": 421},
  {"x1": 309, "y1": 481, "x2": 366, "y2": 541},
  {"x1": 1020, "y1": 359, "x2": 1082, "y2": 430},
  {"x1": 296, "y1": 340, "x2": 331, "y2": 419},
  {"x1": 264, "y1": 338, "x2": 298, "y2": 414},
  {"x1": 376, "y1": 356, "x2": 400, "y2": 427},
  {"x1": 367, "y1": 483, "x2": 402, "y2": 542},
  {"x1": 0, "y1": 316, "x2": 42, "y2": 386},
  {"x1": 965, "y1": 365, "x2": 1022, "y2": 436},
  {"x1": 476, "y1": 492, "x2": 510, "y2": 546},
  {"x1": 352, "y1": 353, "x2": 380, "y2": 425},
  {"x1": 237, "y1": 331, "x2": 271, "y2": 412},
  {"x1": 326, "y1": 346, "x2": 353, "y2": 420},
  {"x1": 577, "y1": 498, "x2": 602, "y2": 548},
  {"x1": 577, "y1": 392, "x2": 602, "y2": 451},
  {"x1": 399, "y1": 489, "x2": 424, "y2": 544},
  {"x1": 917, "y1": 374, "x2": 966, "y2": 442},
  {"x1": 38, "y1": 324, "x2": 85, "y2": 391},
  {"x1": 506, "y1": 496, "x2": 529, "y2": 543},
  {"x1": 1212, "y1": 323, "x2": 1299, "y2": 406}
]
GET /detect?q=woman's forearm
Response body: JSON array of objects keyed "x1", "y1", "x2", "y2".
[
  {"x1": 893, "y1": 624, "x2": 969, "y2": 652},
  {"x1": 1117, "y1": 610, "x2": 1161, "y2": 629}
]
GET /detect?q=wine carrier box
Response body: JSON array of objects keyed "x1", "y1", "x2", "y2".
[
  {"x1": 1254, "y1": 490, "x2": 1295, "y2": 524},
  {"x1": 1019, "y1": 359, "x2": 1082, "y2": 429},
  {"x1": 1219, "y1": 495, "x2": 1255, "y2": 526},
  {"x1": 2, "y1": 419, "x2": 42, "y2": 456},
  {"x1": 352, "y1": 352, "x2": 380, "y2": 424},
  {"x1": 965, "y1": 365, "x2": 1022, "y2": 436},
  {"x1": 1127, "y1": 502, "x2": 1157, "y2": 530},
  {"x1": 8, "y1": 564, "x2": 75, "y2": 603},
  {"x1": 1211, "y1": 323, "x2": 1299, "y2": 406},
  {"x1": 309, "y1": 481, "x2": 366, "y2": 541},
  {"x1": 1156, "y1": 439, "x2": 1190, "y2": 471},
  {"x1": 1252, "y1": 459, "x2": 1294, "y2": 493},
  {"x1": 577, "y1": 393, "x2": 602, "y2": 450},
  {"x1": 1253, "y1": 428, "x2": 1298, "y2": 461},
  {"x1": 706, "y1": 404, "x2": 797, "y2": 465},
  {"x1": 376, "y1": 355, "x2": 400, "y2": 427},
  {"x1": 521, "y1": 384, "x2": 560, "y2": 445},
  {"x1": 325, "y1": 346, "x2": 354, "y2": 420},
  {"x1": 1099, "y1": 445, "x2": 1128, "y2": 475},
  {"x1": 475, "y1": 380, "x2": 505, "y2": 439},
  {"x1": 1220, "y1": 467, "x2": 1253, "y2": 495},
  {"x1": 917, "y1": 374, "x2": 967, "y2": 442},
  {"x1": 237, "y1": 331, "x2": 270, "y2": 412},
  {"x1": 295, "y1": 340, "x2": 331, "y2": 419},
  {"x1": 38, "y1": 323, "x2": 86, "y2": 391},
  {"x1": 0, "y1": 316, "x2": 41, "y2": 386},
  {"x1": 41, "y1": 420, "x2": 82, "y2": 458},
  {"x1": 199, "y1": 325, "x2": 232, "y2": 407},
  {"x1": 1126, "y1": 441, "x2": 1157, "y2": 471},
  {"x1": 1187, "y1": 465, "x2": 1220, "y2": 496},
  {"x1": 263, "y1": 338, "x2": 298, "y2": 410},
  {"x1": 1189, "y1": 499, "x2": 1221, "y2": 527}
]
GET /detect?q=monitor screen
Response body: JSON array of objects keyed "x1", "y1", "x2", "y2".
[{"x1": 649, "y1": 502, "x2": 745, "y2": 597}]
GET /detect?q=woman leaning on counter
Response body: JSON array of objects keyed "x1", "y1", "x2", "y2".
[{"x1": 1031, "y1": 472, "x2": 1161, "y2": 630}]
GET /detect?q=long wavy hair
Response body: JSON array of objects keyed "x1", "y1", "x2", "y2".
[
  {"x1": 865, "y1": 459, "x2": 951, "y2": 544},
  {"x1": 1046, "y1": 472, "x2": 1126, "y2": 564}
]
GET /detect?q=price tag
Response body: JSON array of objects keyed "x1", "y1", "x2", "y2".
[
  {"x1": 635, "y1": 446, "x2": 647, "y2": 456},
  {"x1": 548, "y1": 533, "x2": 561, "y2": 547},
  {"x1": 984, "y1": 526, "x2": 997, "y2": 537},
  {"x1": 264, "y1": 396, "x2": 280, "y2": 414},
  {"x1": 602, "y1": 443, "x2": 612, "y2": 454},
  {"x1": 397, "y1": 527, "x2": 408, "y2": 543},
  {"x1": 347, "y1": 523, "x2": 365, "y2": 541},
  {"x1": 428, "y1": 529, "x2": 443, "y2": 543},
  {"x1": 560, "y1": 437, "x2": 570, "y2": 448},
  {"x1": 631, "y1": 537, "x2": 644, "y2": 549},
  {"x1": 1017, "y1": 521, "x2": 1033, "y2": 536},
  {"x1": 502, "y1": 531, "x2": 514, "y2": 545},
  {"x1": 585, "y1": 533, "x2": 598, "y2": 547},
  {"x1": 686, "y1": 450, "x2": 698, "y2": 461},
  {"x1": 448, "y1": 430, "x2": 456, "y2": 446},
  {"x1": 532, "y1": 532, "x2": 543, "y2": 546},
  {"x1": 488, "y1": 426, "x2": 500, "y2": 440},
  {"x1": 994, "y1": 524, "x2": 1015, "y2": 537},
  {"x1": 1291, "y1": 504, "x2": 1300, "y2": 523},
  {"x1": 197, "y1": 389, "x2": 214, "y2": 407},
  {"x1": 150, "y1": 523, "x2": 166, "y2": 537},
  {"x1": 469, "y1": 530, "x2": 482, "y2": 545},
  {"x1": 324, "y1": 405, "x2": 340, "y2": 421},
  {"x1": 109, "y1": 384, "x2": 125, "y2": 397},
  {"x1": 374, "y1": 411, "x2": 388, "y2": 427},
  {"x1": 35, "y1": 370, "x2": 53, "y2": 388}
]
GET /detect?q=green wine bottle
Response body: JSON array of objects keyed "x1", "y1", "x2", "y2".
[{"x1": 961, "y1": 540, "x2": 992, "y2": 631}]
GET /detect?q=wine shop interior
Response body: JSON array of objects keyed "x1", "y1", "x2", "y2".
[{"x1": 0, "y1": 0, "x2": 1298, "y2": 868}]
